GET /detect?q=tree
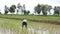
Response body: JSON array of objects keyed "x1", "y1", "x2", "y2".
[
  {"x1": 23, "y1": 10, "x2": 30, "y2": 15},
  {"x1": 54, "y1": 6, "x2": 60, "y2": 15},
  {"x1": 17, "y1": 3, "x2": 21, "y2": 9},
  {"x1": 24, "y1": 10, "x2": 27, "y2": 15},
  {"x1": 9, "y1": 5, "x2": 16, "y2": 13},
  {"x1": 17, "y1": 9, "x2": 19, "y2": 14},
  {"x1": 34, "y1": 4, "x2": 41, "y2": 14},
  {"x1": 27, "y1": 10, "x2": 30, "y2": 15},
  {"x1": 22, "y1": 4, "x2": 27, "y2": 15},
  {"x1": 0, "y1": 12, "x2": 1, "y2": 14},
  {"x1": 4, "y1": 5, "x2": 9, "y2": 14},
  {"x1": 17, "y1": 3, "x2": 22, "y2": 14},
  {"x1": 41, "y1": 5, "x2": 48, "y2": 15},
  {"x1": 34, "y1": 7, "x2": 37, "y2": 14},
  {"x1": 48, "y1": 6, "x2": 52, "y2": 15}
]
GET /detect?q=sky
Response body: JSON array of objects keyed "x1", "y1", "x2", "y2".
[{"x1": 0, "y1": 0, "x2": 60, "y2": 14}]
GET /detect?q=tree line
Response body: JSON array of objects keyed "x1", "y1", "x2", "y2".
[
  {"x1": 34, "y1": 4, "x2": 60, "y2": 16},
  {"x1": 4, "y1": 3, "x2": 30, "y2": 15},
  {"x1": 4, "y1": 3, "x2": 60, "y2": 16}
]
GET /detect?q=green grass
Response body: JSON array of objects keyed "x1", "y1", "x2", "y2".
[
  {"x1": 0, "y1": 14, "x2": 60, "y2": 21},
  {"x1": 0, "y1": 18, "x2": 60, "y2": 34},
  {"x1": 0, "y1": 18, "x2": 20, "y2": 30},
  {"x1": 0, "y1": 14, "x2": 60, "y2": 34}
]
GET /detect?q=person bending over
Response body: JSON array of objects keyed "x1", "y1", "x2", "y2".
[{"x1": 22, "y1": 19, "x2": 27, "y2": 29}]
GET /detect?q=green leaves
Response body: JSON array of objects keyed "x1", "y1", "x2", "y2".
[
  {"x1": 54, "y1": 6, "x2": 60, "y2": 15},
  {"x1": 9, "y1": 5, "x2": 16, "y2": 13},
  {"x1": 34, "y1": 4, "x2": 41, "y2": 14},
  {"x1": 4, "y1": 5, "x2": 9, "y2": 14},
  {"x1": 34, "y1": 4, "x2": 52, "y2": 15}
]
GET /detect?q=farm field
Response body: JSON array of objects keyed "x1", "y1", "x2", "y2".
[
  {"x1": 0, "y1": 14, "x2": 60, "y2": 21},
  {"x1": 0, "y1": 14, "x2": 60, "y2": 34}
]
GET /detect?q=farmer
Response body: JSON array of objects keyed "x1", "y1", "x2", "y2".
[{"x1": 22, "y1": 19, "x2": 27, "y2": 29}]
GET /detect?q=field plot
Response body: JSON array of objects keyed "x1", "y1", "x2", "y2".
[
  {"x1": 0, "y1": 18, "x2": 60, "y2": 34},
  {"x1": 0, "y1": 15, "x2": 60, "y2": 34}
]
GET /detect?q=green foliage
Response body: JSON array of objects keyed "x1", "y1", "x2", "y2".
[
  {"x1": 54, "y1": 10, "x2": 59, "y2": 15},
  {"x1": 54, "y1": 6, "x2": 60, "y2": 15},
  {"x1": 41, "y1": 5, "x2": 47, "y2": 15},
  {"x1": 34, "y1": 4, "x2": 41, "y2": 14},
  {"x1": 4, "y1": 5, "x2": 9, "y2": 14},
  {"x1": 24, "y1": 10, "x2": 27, "y2": 15},
  {"x1": 34, "y1": 4, "x2": 52, "y2": 15},
  {"x1": 48, "y1": 6, "x2": 52, "y2": 14},
  {"x1": 5, "y1": 11, "x2": 8, "y2": 14},
  {"x1": 0, "y1": 12, "x2": 1, "y2": 14},
  {"x1": 26, "y1": 10, "x2": 30, "y2": 15},
  {"x1": 9, "y1": 5, "x2": 16, "y2": 13},
  {"x1": 24, "y1": 10, "x2": 30, "y2": 15}
]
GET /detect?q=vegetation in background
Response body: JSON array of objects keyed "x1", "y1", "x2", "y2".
[
  {"x1": 3, "y1": 3, "x2": 60, "y2": 16},
  {"x1": 9, "y1": 5, "x2": 16, "y2": 13},
  {"x1": 4, "y1": 5, "x2": 9, "y2": 14},
  {"x1": 34, "y1": 4, "x2": 41, "y2": 14},
  {"x1": 54, "y1": 6, "x2": 60, "y2": 15}
]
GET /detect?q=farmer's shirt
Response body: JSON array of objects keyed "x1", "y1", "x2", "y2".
[{"x1": 22, "y1": 19, "x2": 27, "y2": 22}]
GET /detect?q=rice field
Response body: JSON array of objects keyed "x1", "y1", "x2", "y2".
[{"x1": 0, "y1": 15, "x2": 60, "y2": 34}]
